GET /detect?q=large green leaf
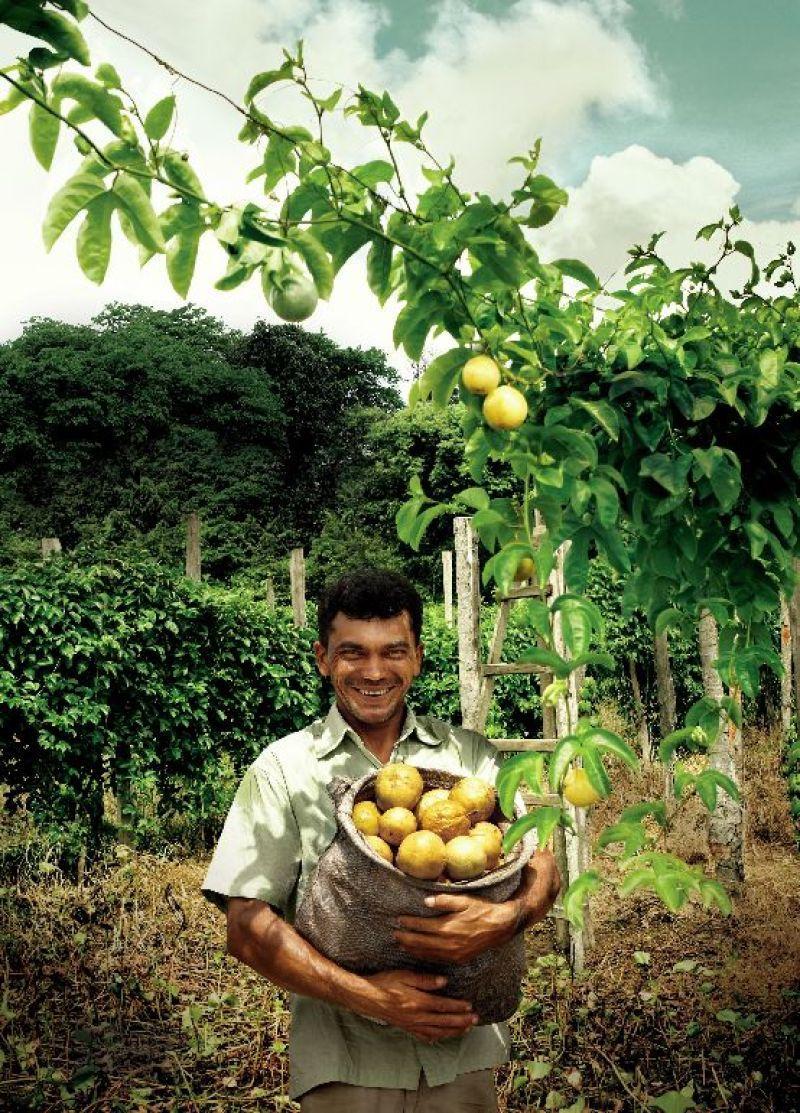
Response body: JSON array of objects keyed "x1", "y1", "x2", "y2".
[
  {"x1": 502, "y1": 806, "x2": 563, "y2": 855},
  {"x1": 573, "y1": 399, "x2": 620, "y2": 441},
  {"x1": 366, "y1": 237, "x2": 393, "y2": 304},
  {"x1": 144, "y1": 95, "x2": 175, "y2": 141},
  {"x1": 112, "y1": 173, "x2": 165, "y2": 253},
  {"x1": 640, "y1": 453, "x2": 692, "y2": 496},
  {"x1": 497, "y1": 752, "x2": 548, "y2": 818},
  {"x1": 291, "y1": 230, "x2": 334, "y2": 299},
  {"x1": 2, "y1": 6, "x2": 90, "y2": 65},
  {"x1": 29, "y1": 97, "x2": 60, "y2": 169},
  {"x1": 76, "y1": 192, "x2": 114, "y2": 283},
  {"x1": 52, "y1": 74, "x2": 125, "y2": 136},
  {"x1": 164, "y1": 203, "x2": 204, "y2": 297},
  {"x1": 415, "y1": 347, "x2": 469, "y2": 407},
  {"x1": 561, "y1": 869, "x2": 602, "y2": 928},
  {"x1": 552, "y1": 258, "x2": 600, "y2": 291},
  {"x1": 43, "y1": 169, "x2": 107, "y2": 250}
]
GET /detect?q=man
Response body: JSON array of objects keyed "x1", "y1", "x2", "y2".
[{"x1": 203, "y1": 567, "x2": 561, "y2": 1111}]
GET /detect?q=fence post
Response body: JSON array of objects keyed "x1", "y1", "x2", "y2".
[
  {"x1": 453, "y1": 518, "x2": 482, "y2": 729},
  {"x1": 654, "y1": 631, "x2": 677, "y2": 798},
  {"x1": 442, "y1": 550, "x2": 454, "y2": 627},
  {"x1": 185, "y1": 513, "x2": 201, "y2": 581},
  {"x1": 41, "y1": 537, "x2": 61, "y2": 559},
  {"x1": 790, "y1": 559, "x2": 800, "y2": 730},
  {"x1": 290, "y1": 548, "x2": 307, "y2": 628},
  {"x1": 780, "y1": 596, "x2": 793, "y2": 738},
  {"x1": 265, "y1": 577, "x2": 276, "y2": 612}
]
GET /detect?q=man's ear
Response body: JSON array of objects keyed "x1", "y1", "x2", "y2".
[{"x1": 313, "y1": 640, "x2": 330, "y2": 677}]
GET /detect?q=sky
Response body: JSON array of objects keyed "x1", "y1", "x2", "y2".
[{"x1": 1, "y1": 0, "x2": 798, "y2": 383}]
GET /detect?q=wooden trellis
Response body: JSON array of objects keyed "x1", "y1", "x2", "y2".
[{"x1": 453, "y1": 516, "x2": 592, "y2": 970}]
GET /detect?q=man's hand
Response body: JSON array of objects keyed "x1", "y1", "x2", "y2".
[
  {"x1": 363, "y1": 970, "x2": 478, "y2": 1043},
  {"x1": 394, "y1": 849, "x2": 562, "y2": 965}
]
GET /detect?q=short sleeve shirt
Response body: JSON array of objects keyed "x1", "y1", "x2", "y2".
[{"x1": 202, "y1": 703, "x2": 512, "y2": 1100}]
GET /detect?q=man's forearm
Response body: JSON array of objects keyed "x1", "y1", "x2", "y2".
[
  {"x1": 227, "y1": 898, "x2": 380, "y2": 1019},
  {"x1": 511, "y1": 853, "x2": 561, "y2": 930}
]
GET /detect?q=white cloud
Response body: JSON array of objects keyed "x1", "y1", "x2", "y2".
[
  {"x1": 2, "y1": 0, "x2": 791, "y2": 384},
  {"x1": 536, "y1": 144, "x2": 800, "y2": 291}
]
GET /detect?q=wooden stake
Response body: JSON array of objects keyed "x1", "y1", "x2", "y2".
[
  {"x1": 185, "y1": 513, "x2": 201, "y2": 581},
  {"x1": 454, "y1": 517, "x2": 482, "y2": 730},
  {"x1": 40, "y1": 537, "x2": 61, "y2": 559},
  {"x1": 442, "y1": 550, "x2": 454, "y2": 627},
  {"x1": 265, "y1": 577, "x2": 276, "y2": 612},
  {"x1": 290, "y1": 548, "x2": 306, "y2": 628},
  {"x1": 790, "y1": 558, "x2": 800, "y2": 730},
  {"x1": 780, "y1": 595, "x2": 793, "y2": 738},
  {"x1": 654, "y1": 631, "x2": 677, "y2": 799}
]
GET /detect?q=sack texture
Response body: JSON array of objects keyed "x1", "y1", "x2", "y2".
[{"x1": 293, "y1": 767, "x2": 537, "y2": 1023}]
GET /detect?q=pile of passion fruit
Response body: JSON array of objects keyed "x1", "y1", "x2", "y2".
[{"x1": 352, "y1": 763, "x2": 506, "y2": 882}]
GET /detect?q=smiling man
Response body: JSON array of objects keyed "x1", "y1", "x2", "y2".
[{"x1": 202, "y1": 567, "x2": 561, "y2": 1112}]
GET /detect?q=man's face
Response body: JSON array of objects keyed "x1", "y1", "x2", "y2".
[{"x1": 313, "y1": 611, "x2": 423, "y2": 729}]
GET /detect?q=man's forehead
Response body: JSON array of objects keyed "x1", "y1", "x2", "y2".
[{"x1": 328, "y1": 610, "x2": 416, "y2": 643}]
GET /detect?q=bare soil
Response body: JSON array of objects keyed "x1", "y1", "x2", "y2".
[{"x1": 1, "y1": 729, "x2": 798, "y2": 1111}]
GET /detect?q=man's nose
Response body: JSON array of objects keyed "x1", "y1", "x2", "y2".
[{"x1": 360, "y1": 655, "x2": 386, "y2": 679}]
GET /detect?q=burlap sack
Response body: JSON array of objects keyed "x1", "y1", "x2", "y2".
[{"x1": 293, "y1": 767, "x2": 537, "y2": 1023}]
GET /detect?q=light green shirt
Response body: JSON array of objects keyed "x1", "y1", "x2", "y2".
[{"x1": 202, "y1": 703, "x2": 512, "y2": 1100}]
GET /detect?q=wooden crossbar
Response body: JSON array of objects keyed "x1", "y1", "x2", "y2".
[
  {"x1": 491, "y1": 738, "x2": 557, "y2": 752},
  {"x1": 497, "y1": 583, "x2": 552, "y2": 602},
  {"x1": 482, "y1": 662, "x2": 549, "y2": 676}
]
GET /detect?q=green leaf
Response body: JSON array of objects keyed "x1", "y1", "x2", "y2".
[
  {"x1": 551, "y1": 258, "x2": 600, "y2": 290},
  {"x1": 94, "y1": 63, "x2": 121, "y2": 89},
  {"x1": 52, "y1": 74, "x2": 125, "y2": 136},
  {"x1": 519, "y1": 647, "x2": 571, "y2": 679},
  {"x1": 454, "y1": 487, "x2": 490, "y2": 511},
  {"x1": 144, "y1": 95, "x2": 175, "y2": 141},
  {"x1": 649, "y1": 1084, "x2": 696, "y2": 1113},
  {"x1": 692, "y1": 447, "x2": 741, "y2": 511},
  {"x1": 497, "y1": 753, "x2": 550, "y2": 819},
  {"x1": 162, "y1": 150, "x2": 205, "y2": 198},
  {"x1": 366, "y1": 237, "x2": 393, "y2": 304},
  {"x1": 415, "y1": 348, "x2": 470, "y2": 407},
  {"x1": 573, "y1": 399, "x2": 619, "y2": 441},
  {"x1": 549, "y1": 737, "x2": 580, "y2": 791},
  {"x1": 76, "y1": 192, "x2": 114, "y2": 283},
  {"x1": 244, "y1": 62, "x2": 294, "y2": 103},
  {"x1": 112, "y1": 173, "x2": 165, "y2": 252},
  {"x1": 698, "y1": 879, "x2": 731, "y2": 915},
  {"x1": 658, "y1": 728, "x2": 695, "y2": 764},
  {"x1": 164, "y1": 204, "x2": 204, "y2": 297},
  {"x1": 655, "y1": 608, "x2": 683, "y2": 636},
  {"x1": 291, "y1": 230, "x2": 334, "y2": 299},
  {"x1": 502, "y1": 806, "x2": 563, "y2": 855},
  {"x1": 589, "y1": 477, "x2": 619, "y2": 529},
  {"x1": 29, "y1": 98, "x2": 60, "y2": 169},
  {"x1": 43, "y1": 170, "x2": 107, "y2": 250},
  {"x1": 550, "y1": 594, "x2": 602, "y2": 657},
  {"x1": 352, "y1": 159, "x2": 395, "y2": 188},
  {"x1": 640, "y1": 454, "x2": 692, "y2": 496},
  {"x1": 584, "y1": 727, "x2": 639, "y2": 771},
  {"x1": 581, "y1": 747, "x2": 612, "y2": 798},
  {"x1": 395, "y1": 498, "x2": 425, "y2": 546},
  {"x1": 561, "y1": 869, "x2": 602, "y2": 929},
  {"x1": 2, "y1": 7, "x2": 90, "y2": 65}
]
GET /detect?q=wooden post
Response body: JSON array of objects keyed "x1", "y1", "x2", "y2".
[
  {"x1": 185, "y1": 513, "x2": 201, "y2": 581},
  {"x1": 265, "y1": 577, "x2": 276, "y2": 613},
  {"x1": 442, "y1": 550, "x2": 454, "y2": 628},
  {"x1": 790, "y1": 559, "x2": 800, "y2": 729},
  {"x1": 551, "y1": 544, "x2": 592, "y2": 964},
  {"x1": 454, "y1": 517, "x2": 482, "y2": 730},
  {"x1": 698, "y1": 609, "x2": 744, "y2": 885},
  {"x1": 290, "y1": 548, "x2": 306, "y2": 628},
  {"x1": 780, "y1": 596, "x2": 793, "y2": 738},
  {"x1": 41, "y1": 537, "x2": 61, "y2": 559},
  {"x1": 654, "y1": 631, "x2": 677, "y2": 799},
  {"x1": 627, "y1": 655, "x2": 652, "y2": 763}
]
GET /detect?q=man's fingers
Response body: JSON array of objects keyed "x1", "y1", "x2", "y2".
[
  {"x1": 395, "y1": 914, "x2": 454, "y2": 934},
  {"x1": 423, "y1": 894, "x2": 472, "y2": 913}
]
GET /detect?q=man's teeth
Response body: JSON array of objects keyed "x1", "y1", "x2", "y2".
[{"x1": 357, "y1": 688, "x2": 391, "y2": 696}]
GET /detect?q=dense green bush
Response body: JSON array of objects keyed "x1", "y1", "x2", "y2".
[{"x1": 0, "y1": 558, "x2": 322, "y2": 860}]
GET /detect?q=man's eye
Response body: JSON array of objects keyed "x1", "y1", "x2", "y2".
[{"x1": 387, "y1": 649, "x2": 409, "y2": 658}]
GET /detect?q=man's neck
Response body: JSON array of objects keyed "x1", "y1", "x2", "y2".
[{"x1": 337, "y1": 702, "x2": 406, "y2": 764}]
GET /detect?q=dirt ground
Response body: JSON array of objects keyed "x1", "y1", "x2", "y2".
[{"x1": 1, "y1": 729, "x2": 798, "y2": 1111}]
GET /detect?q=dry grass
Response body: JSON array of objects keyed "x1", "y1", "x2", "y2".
[{"x1": 1, "y1": 725, "x2": 798, "y2": 1111}]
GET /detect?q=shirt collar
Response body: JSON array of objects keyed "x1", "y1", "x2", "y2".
[{"x1": 313, "y1": 702, "x2": 442, "y2": 758}]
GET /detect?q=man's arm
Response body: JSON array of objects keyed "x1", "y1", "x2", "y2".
[
  {"x1": 226, "y1": 897, "x2": 479, "y2": 1043},
  {"x1": 393, "y1": 849, "x2": 561, "y2": 965}
]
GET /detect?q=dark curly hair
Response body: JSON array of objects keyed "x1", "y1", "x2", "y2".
[{"x1": 317, "y1": 567, "x2": 423, "y2": 645}]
